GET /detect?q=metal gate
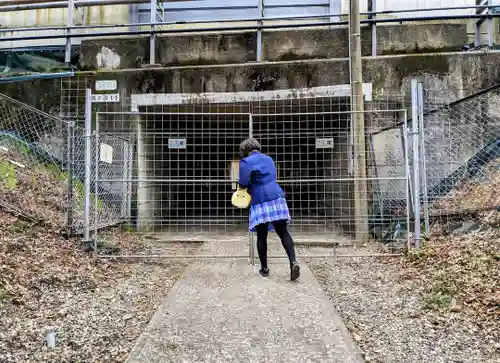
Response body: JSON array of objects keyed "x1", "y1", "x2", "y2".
[
  {"x1": 90, "y1": 110, "x2": 254, "y2": 256},
  {"x1": 85, "y1": 97, "x2": 411, "y2": 260}
]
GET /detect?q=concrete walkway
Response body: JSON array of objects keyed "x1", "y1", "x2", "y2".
[{"x1": 125, "y1": 237, "x2": 364, "y2": 363}]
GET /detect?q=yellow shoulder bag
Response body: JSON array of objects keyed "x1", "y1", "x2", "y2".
[{"x1": 231, "y1": 186, "x2": 251, "y2": 209}]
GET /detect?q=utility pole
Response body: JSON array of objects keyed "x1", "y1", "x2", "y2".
[{"x1": 349, "y1": 0, "x2": 369, "y2": 244}]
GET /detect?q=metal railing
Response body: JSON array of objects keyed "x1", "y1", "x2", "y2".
[{"x1": 0, "y1": 0, "x2": 500, "y2": 66}]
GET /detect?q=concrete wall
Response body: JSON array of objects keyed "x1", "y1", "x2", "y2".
[
  {"x1": 74, "y1": 52, "x2": 500, "y2": 102},
  {"x1": 80, "y1": 24, "x2": 468, "y2": 70},
  {"x1": 3, "y1": 52, "x2": 500, "y2": 138},
  {"x1": 4, "y1": 27, "x2": 500, "y2": 229}
]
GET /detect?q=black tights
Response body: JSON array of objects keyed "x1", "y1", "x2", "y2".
[{"x1": 255, "y1": 220, "x2": 297, "y2": 270}]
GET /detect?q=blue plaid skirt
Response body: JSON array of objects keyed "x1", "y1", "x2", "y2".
[{"x1": 249, "y1": 197, "x2": 291, "y2": 232}]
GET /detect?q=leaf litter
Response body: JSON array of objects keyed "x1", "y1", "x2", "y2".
[
  {"x1": 0, "y1": 148, "x2": 199, "y2": 362},
  {"x1": 310, "y1": 160, "x2": 500, "y2": 363}
]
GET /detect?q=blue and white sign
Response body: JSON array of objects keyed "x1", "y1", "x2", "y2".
[{"x1": 168, "y1": 138, "x2": 187, "y2": 149}]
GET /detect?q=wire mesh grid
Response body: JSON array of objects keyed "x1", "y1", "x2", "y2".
[
  {"x1": 97, "y1": 110, "x2": 253, "y2": 235},
  {"x1": 94, "y1": 94, "x2": 410, "y2": 257},
  {"x1": 60, "y1": 76, "x2": 137, "y2": 235},
  {"x1": 57, "y1": 75, "x2": 412, "y2": 257},
  {"x1": 91, "y1": 131, "x2": 133, "y2": 231},
  {"x1": 419, "y1": 85, "x2": 500, "y2": 217},
  {"x1": 0, "y1": 93, "x2": 72, "y2": 231}
]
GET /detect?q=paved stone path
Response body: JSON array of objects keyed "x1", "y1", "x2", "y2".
[{"x1": 125, "y1": 236, "x2": 364, "y2": 363}]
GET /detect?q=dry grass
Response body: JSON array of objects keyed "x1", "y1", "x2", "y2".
[
  {"x1": 404, "y1": 232, "x2": 499, "y2": 324},
  {"x1": 432, "y1": 160, "x2": 500, "y2": 220}
]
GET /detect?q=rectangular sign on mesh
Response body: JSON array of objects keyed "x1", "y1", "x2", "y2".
[{"x1": 168, "y1": 138, "x2": 187, "y2": 149}]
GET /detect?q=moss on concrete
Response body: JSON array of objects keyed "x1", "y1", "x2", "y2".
[
  {"x1": 276, "y1": 52, "x2": 328, "y2": 62},
  {"x1": 395, "y1": 54, "x2": 450, "y2": 82},
  {"x1": 381, "y1": 45, "x2": 464, "y2": 56}
]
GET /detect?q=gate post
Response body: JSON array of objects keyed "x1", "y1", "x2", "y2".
[
  {"x1": 417, "y1": 81, "x2": 430, "y2": 237},
  {"x1": 65, "y1": 117, "x2": 75, "y2": 237},
  {"x1": 410, "y1": 80, "x2": 421, "y2": 248},
  {"x1": 83, "y1": 88, "x2": 92, "y2": 244}
]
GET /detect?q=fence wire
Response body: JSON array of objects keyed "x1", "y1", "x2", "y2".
[
  {"x1": 0, "y1": 93, "x2": 73, "y2": 231},
  {"x1": 91, "y1": 131, "x2": 133, "y2": 231},
  {"x1": 421, "y1": 86, "x2": 500, "y2": 219},
  {"x1": 93, "y1": 103, "x2": 410, "y2": 257}
]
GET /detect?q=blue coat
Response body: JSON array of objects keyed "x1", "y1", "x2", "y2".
[{"x1": 238, "y1": 151, "x2": 285, "y2": 206}]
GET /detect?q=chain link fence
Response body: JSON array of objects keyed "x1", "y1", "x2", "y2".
[
  {"x1": 0, "y1": 87, "x2": 133, "y2": 239},
  {"x1": 9, "y1": 73, "x2": 499, "y2": 251},
  {"x1": 363, "y1": 81, "x2": 500, "y2": 245},
  {"x1": 420, "y1": 84, "x2": 500, "y2": 227},
  {"x1": 0, "y1": 93, "x2": 74, "y2": 231},
  {"x1": 366, "y1": 95, "x2": 411, "y2": 245},
  {"x1": 91, "y1": 130, "x2": 133, "y2": 232}
]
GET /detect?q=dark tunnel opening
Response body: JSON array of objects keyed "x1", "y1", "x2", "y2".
[{"x1": 138, "y1": 97, "x2": 354, "y2": 232}]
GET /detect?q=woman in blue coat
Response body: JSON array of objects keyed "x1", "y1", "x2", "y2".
[{"x1": 238, "y1": 137, "x2": 300, "y2": 281}]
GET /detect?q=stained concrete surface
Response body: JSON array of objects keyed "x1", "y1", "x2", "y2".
[{"x1": 125, "y1": 237, "x2": 364, "y2": 363}]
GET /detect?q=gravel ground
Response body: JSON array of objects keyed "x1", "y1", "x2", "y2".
[
  {"x1": 0, "y1": 210, "x2": 200, "y2": 363},
  {"x1": 0, "y1": 260, "x2": 188, "y2": 363},
  {"x1": 310, "y1": 258, "x2": 499, "y2": 363}
]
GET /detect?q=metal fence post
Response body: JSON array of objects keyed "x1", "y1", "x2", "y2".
[
  {"x1": 417, "y1": 81, "x2": 430, "y2": 236},
  {"x1": 249, "y1": 232, "x2": 255, "y2": 265},
  {"x1": 487, "y1": 0, "x2": 493, "y2": 48},
  {"x1": 93, "y1": 112, "x2": 100, "y2": 251},
  {"x1": 150, "y1": 0, "x2": 157, "y2": 65},
  {"x1": 248, "y1": 112, "x2": 255, "y2": 264},
  {"x1": 368, "y1": 0, "x2": 377, "y2": 56},
  {"x1": 411, "y1": 79, "x2": 421, "y2": 248},
  {"x1": 256, "y1": 0, "x2": 264, "y2": 61},
  {"x1": 65, "y1": 0, "x2": 74, "y2": 63},
  {"x1": 121, "y1": 140, "x2": 129, "y2": 219},
  {"x1": 65, "y1": 120, "x2": 75, "y2": 237},
  {"x1": 83, "y1": 88, "x2": 92, "y2": 243},
  {"x1": 402, "y1": 111, "x2": 412, "y2": 251}
]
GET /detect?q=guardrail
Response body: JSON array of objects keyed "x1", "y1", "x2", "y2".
[{"x1": 0, "y1": 0, "x2": 499, "y2": 66}]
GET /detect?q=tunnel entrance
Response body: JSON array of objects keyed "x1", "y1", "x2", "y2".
[
  {"x1": 137, "y1": 95, "x2": 354, "y2": 233},
  {"x1": 140, "y1": 112, "x2": 250, "y2": 230}
]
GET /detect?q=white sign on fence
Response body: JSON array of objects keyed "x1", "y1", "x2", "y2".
[
  {"x1": 91, "y1": 93, "x2": 120, "y2": 103},
  {"x1": 168, "y1": 138, "x2": 187, "y2": 149},
  {"x1": 100, "y1": 143, "x2": 114, "y2": 164},
  {"x1": 95, "y1": 80, "x2": 117, "y2": 91},
  {"x1": 315, "y1": 138, "x2": 334, "y2": 149}
]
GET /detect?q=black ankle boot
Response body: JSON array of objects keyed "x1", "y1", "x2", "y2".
[
  {"x1": 259, "y1": 267, "x2": 269, "y2": 277},
  {"x1": 290, "y1": 262, "x2": 300, "y2": 281}
]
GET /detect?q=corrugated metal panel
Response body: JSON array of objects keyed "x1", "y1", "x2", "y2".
[
  {"x1": 360, "y1": 0, "x2": 476, "y2": 16},
  {"x1": 264, "y1": 0, "x2": 330, "y2": 18},
  {"x1": 137, "y1": 0, "x2": 335, "y2": 24},
  {"x1": 138, "y1": 0, "x2": 259, "y2": 23},
  {"x1": 135, "y1": 0, "x2": 480, "y2": 24},
  {"x1": 0, "y1": 5, "x2": 129, "y2": 49},
  {"x1": 0, "y1": 4, "x2": 129, "y2": 27}
]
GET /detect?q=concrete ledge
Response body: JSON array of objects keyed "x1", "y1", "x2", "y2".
[
  {"x1": 74, "y1": 52, "x2": 500, "y2": 101},
  {"x1": 80, "y1": 23, "x2": 468, "y2": 70},
  {"x1": 130, "y1": 84, "x2": 373, "y2": 111}
]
